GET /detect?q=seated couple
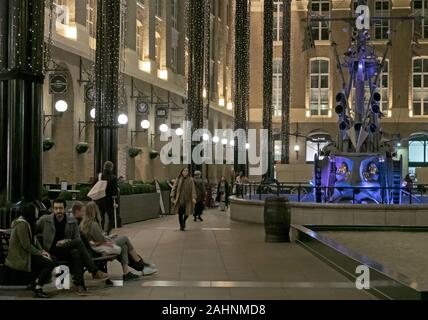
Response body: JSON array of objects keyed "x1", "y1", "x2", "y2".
[{"x1": 5, "y1": 199, "x2": 156, "y2": 298}]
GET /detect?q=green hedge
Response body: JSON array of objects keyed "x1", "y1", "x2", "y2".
[
  {"x1": 76, "y1": 187, "x2": 91, "y2": 201},
  {"x1": 57, "y1": 191, "x2": 73, "y2": 201}
]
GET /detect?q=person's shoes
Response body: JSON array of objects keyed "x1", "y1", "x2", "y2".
[
  {"x1": 105, "y1": 279, "x2": 114, "y2": 287},
  {"x1": 180, "y1": 226, "x2": 185, "y2": 231},
  {"x1": 198, "y1": 216, "x2": 203, "y2": 222},
  {"x1": 142, "y1": 266, "x2": 158, "y2": 276},
  {"x1": 194, "y1": 216, "x2": 197, "y2": 222},
  {"x1": 123, "y1": 272, "x2": 140, "y2": 281},
  {"x1": 74, "y1": 286, "x2": 91, "y2": 296},
  {"x1": 33, "y1": 288, "x2": 49, "y2": 299},
  {"x1": 92, "y1": 270, "x2": 109, "y2": 281}
]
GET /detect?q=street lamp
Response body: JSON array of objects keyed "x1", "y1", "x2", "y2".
[
  {"x1": 294, "y1": 145, "x2": 300, "y2": 160},
  {"x1": 55, "y1": 100, "x2": 68, "y2": 112},
  {"x1": 118, "y1": 113, "x2": 128, "y2": 125},
  {"x1": 160, "y1": 124, "x2": 169, "y2": 133},
  {"x1": 90, "y1": 108, "x2": 96, "y2": 119},
  {"x1": 175, "y1": 128, "x2": 184, "y2": 136},
  {"x1": 213, "y1": 136, "x2": 220, "y2": 144},
  {"x1": 141, "y1": 120, "x2": 150, "y2": 130}
]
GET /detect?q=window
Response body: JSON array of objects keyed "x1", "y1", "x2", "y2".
[
  {"x1": 309, "y1": 59, "x2": 329, "y2": 116},
  {"x1": 374, "y1": 0, "x2": 390, "y2": 40},
  {"x1": 273, "y1": 1, "x2": 283, "y2": 42},
  {"x1": 414, "y1": 0, "x2": 428, "y2": 39},
  {"x1": 136, "y1": 2, "x2": 145, "y2": 60},
  {"x1": 310, "y1": 0, "x2": 330, "y2": 41},
  {"x1": 408, "y1": 134, "x2": 428, "y2": 166},
  {"x1": 86, "y1": 0, "x2": 96, "y2": 38},
  {"x1": 274, "y1": 141, "x2": 282, "y2": 162},
  {"x1": 54, "y1": 0, "x2": 67, "y2": 24},
  {"x1": 171, "y1": 0, "x2": 178, "y2": 29},
  {"x1": 412, "y1": 58, "x2": 428, "y2": 116},
  {"x1": 273, "y1": 59, "x2": 282, "y2": 117},
  {"x1": 156, "y1": 0, "x2": 164, "y2": 18}
]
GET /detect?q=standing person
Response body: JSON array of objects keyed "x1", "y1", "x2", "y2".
[
  {"x1": 6, "y1": 202, "x2": 56, "y2": 298},
  {"x1": 205, "y1": 179, "x2": 214, "y2": 208},
  {"x1": 170, "y1": 168, "x2": 197, "y2": 231},
  {"x1": 94, "y1": 161, "x2": 119, "y2": 235},
  {"x1": 403, "y1": 174, "x2": 414, "y2": 193},
  {"x1": 216, "y1": 177, "x2": 230, "y2": 211},
  {"x1": 193, "y1": 171, "x2": 206, "y2": 222},
  {"x1": 81, "y1": 202, "x2": 157, "y2": 280}
]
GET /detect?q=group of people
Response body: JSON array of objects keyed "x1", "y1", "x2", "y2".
[
  {"x1": 4, "y1": 160, "x2": 157, "y2": 299},
  {"x1": 5, "y1": 199, "x2": 156, "y2": 298}
]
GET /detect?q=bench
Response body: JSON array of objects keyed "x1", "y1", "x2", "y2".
[{"x1": 0, "y1": 229, "x2": 118, "y2": 286}]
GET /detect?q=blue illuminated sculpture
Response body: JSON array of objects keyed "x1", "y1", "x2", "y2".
[{"x1": 310, "y1": 0, "x2": 403, "y2": 204}]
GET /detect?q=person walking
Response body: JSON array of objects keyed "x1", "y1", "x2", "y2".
[
  {"x1": 94, "y1": 161, "x2": 119, "y2": 235},
  {"x1": 193, "y1": 171, "x2": 206, "y2": 222},
  {"x1": 216, "y1": 176, "x2": 230, "y2": 211},
  {"x1": 6, "y1": 202, "x2": 56, "y2": 298},
  {"x1": 170, "y1": 168, "x2": 197, "y2": 231}
]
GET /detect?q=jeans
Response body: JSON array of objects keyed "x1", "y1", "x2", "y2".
[
  {"x1": 53, "y1": 239, "x2": 98, "y2": 286},
  {"x1": 31, "y1": 254, "x2": 56, "y2": 286},
  {"x1": 113, "y1": 236, "x2": 134, "y2": 266},
  {"x1": 178, "y1": 207, "x2": 188, "y2": 229},
  {"x1": 194, "y1": 201, "x2": 204, "y2": 218},
  {"x1": 96, "y1": 198, "x2": 115, "y2": 235}
]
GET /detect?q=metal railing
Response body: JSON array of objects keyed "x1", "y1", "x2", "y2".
[{"x1": 232, "y1": 182, "x2": 428, "y2": 205}]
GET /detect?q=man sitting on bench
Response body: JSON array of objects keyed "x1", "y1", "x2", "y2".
[{"x1": 36, "y1": 199, "x2": 109, "y2": 296}]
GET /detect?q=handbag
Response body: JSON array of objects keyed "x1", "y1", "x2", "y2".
[
  {"x1": 91, "y1": 241, "x2": 121, "y2": 256},
  {"x1": 88, "y1": 173, "x2": 108, "y2": 201}
]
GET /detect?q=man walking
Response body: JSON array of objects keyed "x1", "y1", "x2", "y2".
[{"x1": 193, "y1": 171, "x2": 206, "y2": 222}]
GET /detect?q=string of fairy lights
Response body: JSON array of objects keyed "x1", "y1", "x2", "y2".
[
  {"x1": 281, "y1": 0, "x2": 291, "y2": 165},
  {"x1": 263, "y1": 0, "x2": 274, "y2": 180},
  {"x1": 234, "y1": 0, "x2": 250, "y2": 174}
]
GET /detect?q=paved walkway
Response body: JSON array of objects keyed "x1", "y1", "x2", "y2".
[{"x1": 0, "y1": 208, "x2": 375, "y2": 300}]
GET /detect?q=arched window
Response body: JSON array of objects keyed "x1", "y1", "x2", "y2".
[
  {"x1": 412, "y1": 57, "x2": 428, "y2": 116},
  {"x1": 409, "y1": 132, "x2": 428, "y2": 167},
  {"x1": 309, "y1": 58, "x2": 329, "y2": 116}
]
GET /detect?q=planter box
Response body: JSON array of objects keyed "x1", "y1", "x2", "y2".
[
  {"x1": 120, "y1": 193, "x2": 160, "y2": 225},
  {"x1": 160, "y1": 190, "x2": 171, "y2": 214}
]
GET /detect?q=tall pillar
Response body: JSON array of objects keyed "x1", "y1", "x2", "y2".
[
  {"x1": 0, "y1": 0, "x2": 45, "y2": 203},
  {"x1": 234, "y1": 0, "x2": 250, "y2": 175},
  {"x1": 94, "y1": 0, "x2": 121, "y2": 176},
  {"x1": 187, "y1": 0, "x2": 205, "y2": 174},
  {"x1": 263, "y1": 0, "x2": 274, "y2": 181}
]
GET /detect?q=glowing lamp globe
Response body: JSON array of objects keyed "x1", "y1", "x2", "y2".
[{"x1": 55, "y1": 100, "x2": 68, "y2": 112}]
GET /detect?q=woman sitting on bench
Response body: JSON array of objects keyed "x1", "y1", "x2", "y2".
[
  {"x1": 6, "y1": 202, "x2": 56, "y2": 298},
  {"x1": 80, "y1": 202, "x2": 157, "y2": 281}
]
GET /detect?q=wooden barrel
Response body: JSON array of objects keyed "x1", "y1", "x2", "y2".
[{"x1": 264, "y1": 197, "x2": 291, "y2": 242}]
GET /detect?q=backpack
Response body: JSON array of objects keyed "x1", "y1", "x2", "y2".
[{"x1": 87, "y1": 173, "x2": 108, "y2": 201}]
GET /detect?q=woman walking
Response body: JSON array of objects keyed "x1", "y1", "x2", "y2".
[
  {"x1": 80, "y1": 202, "x2": 157, "y2": 281},
  {"x1": 170, "y1": 167, "x2": 197, "y2": 231},
  {"x1": 95, "y1": 161, "x2": 118, "y2": 235}
]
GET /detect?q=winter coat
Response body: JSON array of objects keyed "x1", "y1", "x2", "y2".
[
  {"x1": 6, "y1": 217, "x2": 44, "y2": 272},
  {"x1": 170, "y1": 177, "x2": 197, "y2": 216}
]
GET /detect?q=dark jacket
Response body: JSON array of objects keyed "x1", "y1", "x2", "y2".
[
  {"x1": 6, "y1": 217, "x2": 44, "y2": 272},
  {"x1": 194, "y1": 177, "x2": 206, "y2": 202},
  {"x1": 36, "y1": 213, "x2": 81, "y2": 252},
  {"x1": 94, "y1": 173, "x2": 118, "y2": 200},
  {"x1": 216, "y1": 181, "x2": 230, "y2": 205}
]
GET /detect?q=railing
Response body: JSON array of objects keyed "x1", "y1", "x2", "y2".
[{"x1": 232, "y1": 182, "x2": 428, "y2": 205}]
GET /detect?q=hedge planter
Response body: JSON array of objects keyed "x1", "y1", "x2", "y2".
[
  {"x1": 43, "y1": 138, "x2": 55, "y2": 152},
  {"x1": 120, "y1": 193, "x2": 160, "y2": 224},
  {"x1": 76, "y1": 142, "x2": 89, "y2": 154}
]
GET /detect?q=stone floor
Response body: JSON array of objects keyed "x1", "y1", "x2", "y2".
[{"x1": 0, "y1": 208, "x2": 375, "y2": 300}]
